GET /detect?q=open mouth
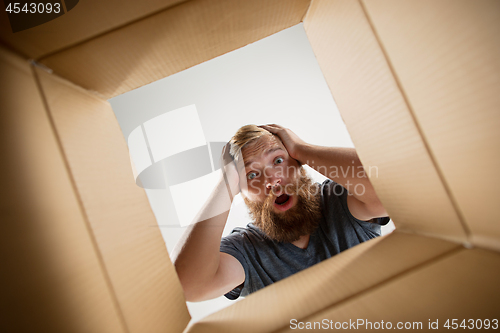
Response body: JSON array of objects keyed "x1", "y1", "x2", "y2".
[
  {"x1": 275, "y1": 194, "x2": 290, "y2": 205},
  {"x1": 273, "y1": 193, "x2": 294, "y2": 212}
]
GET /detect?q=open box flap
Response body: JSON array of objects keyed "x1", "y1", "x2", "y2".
[
  {"x1": 304, "y1": 0, "x2": 470, "y2": 244},
  {"x1": 34, "y1": 66, "x2": 191, "y2": 333},
  {"x1": 273, "y1": 247, "x2": 500, "y2": 332},
  {"x1": 36, "y1": 0, "x2": 311, "y2": 98},
  {"x1": 185, "y1": 231, "x2": 459, "y2": 333},
  {"x1": 362, "y1": 0, "x2": 500, "y2": 251},
  {"x1": 0, "y1": 0, "x2": 187, "y2": 59},
  {"x1": 0, "y1": 46, "x2": 126, "y2": 333}
]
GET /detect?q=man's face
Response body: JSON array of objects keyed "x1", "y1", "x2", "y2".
[
  {"x1": 237, "y1": 135, "x2": 321, "y2": 243},
  {"x1": 238, "y1": 135, "x2": 300, "y2": 211}
]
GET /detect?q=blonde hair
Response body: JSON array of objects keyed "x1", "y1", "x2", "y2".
[{"x1": 229, "y1": 125, "x2": 272, "y2": 162}]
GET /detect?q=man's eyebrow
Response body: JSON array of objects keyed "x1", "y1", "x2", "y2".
[
  {"x1": 264, "y1": 147, "x2": 284, "y2": 156},
  {"x1": 243, "y1": 159, "x2": 255, "y2": 170},
  {"x1": 242, "y1": 147, "x2": 284, "y2": 170}
]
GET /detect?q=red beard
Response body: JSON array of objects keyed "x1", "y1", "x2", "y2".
[{"x1": 244, "y1": 171, "x2": 322, "y2": 243}]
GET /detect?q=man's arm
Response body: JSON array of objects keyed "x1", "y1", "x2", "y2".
[
  {"x1": 260, "y1": 124, "x2": 387, "y2": 221},
  {"x1": 171, "y1": 145, "x2": 245, "y2": 302}
]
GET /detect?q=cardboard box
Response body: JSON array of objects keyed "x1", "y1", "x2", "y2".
[{"x1": 1, "y1": 0, "x2": 499, "y2": 332}]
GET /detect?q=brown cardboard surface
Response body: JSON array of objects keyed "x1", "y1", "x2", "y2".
[
  {"x1": 303, "y1": 0, "x2": 468, "y2": 242},
  {"x1": 362, "y1": 0, "x2": 500, "y2": 251},
  {"x1": 38, "y1": 0, "x2": 311, "y2": 98},
  {"x1": 0, "y1": 47, "x2": 125, "y2": 333},
  {"x1": 0, "y1": 0, "x2": 186, "y2": 59},
  {"x1": 34, "y1": 68, "x2": 190, "y2": 333},
  {"x1": 2, "y1": 0, "x2": 498, "y2": 331},
  {"x1": 275, "y1": 247, "x2": 500, "y2": 332},
  {"x1": 185, "y1": 232, "x2": 459, "y2": 333}
]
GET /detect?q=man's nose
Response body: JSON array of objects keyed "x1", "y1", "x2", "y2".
[{"x1": 265, "y1": 177, "x2": 281, "y2": 190}]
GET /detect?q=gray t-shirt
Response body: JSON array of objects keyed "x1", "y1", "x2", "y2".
[{"x1": 219, "y1": 179, "x2": 390, "y2": 300}]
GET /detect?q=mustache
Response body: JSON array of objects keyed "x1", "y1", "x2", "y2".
[
  {"x1": 266, "y1": 180, "x2": 318, "y2": 201},
  {"x1": 244, "y1": 173, "x2": 322, "y2": 243}
]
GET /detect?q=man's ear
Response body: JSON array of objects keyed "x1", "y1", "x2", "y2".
[{"x1": 236, "y1": 161, "x2": 249, "y2": 194}]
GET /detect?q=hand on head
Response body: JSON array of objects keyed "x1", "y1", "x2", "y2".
[
  {"x1": 258, "y1": 124, "x2": 307, "y2": 164},
  {"x1": 220, "y1": 142, "x2": 241, "y2": 199}
]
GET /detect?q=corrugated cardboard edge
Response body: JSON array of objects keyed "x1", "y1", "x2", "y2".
[
  {"x1": 361, "y1": 0, "x2": 500, "y2": 252},
  {"x1": 33, "y1": 66, "x2": 191, "y2": 333},
  {"x1": 0, "y1": 0, "x2": 189, "y2": 59},
  {"x1": 272, "y1": 247, "x2": 500, "y2": 332},
  {"x1": 31, "y1": 62, "x2": 132, "y2": 333},
  {"x1": 0, "y1": 45, "x2": 126, "y2": 333},
  {"x1": 303, "y1": 0, "x2": 469, "y2": 244},
  {"x1": 38, "y1": 0, "x2": 311, "y2": 98},
  {"x1": 184, "y1": 232, "x2": 460, "y2": 333}
]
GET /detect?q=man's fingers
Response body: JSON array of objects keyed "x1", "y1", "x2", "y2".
[
  {"x1": 259, "y1": 124, "x2": 280, "y2": 129},
  {"x1": 220, "y1": 142, "x2": 233, "y2": 167},
  {"x1": 258, "y1": 124, "x2": 273, "y2": 132},
  {"x1": 220, "y1": 141, "x2": 242, "y2": 198},
  {"x1": 259, "y1": 124, "x2": 283, "y2": 134}
]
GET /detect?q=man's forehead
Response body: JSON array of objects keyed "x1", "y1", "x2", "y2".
[{"x1": 241, "y1": 135, "x2": 285, "y2": 164}]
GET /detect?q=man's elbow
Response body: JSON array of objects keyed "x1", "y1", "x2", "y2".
[
  {"x1": 176, "y1": 275, "x2": 202, "y2": 302},
  {"x1": 181, "y1": 282, "x2": 216, "y2": 302},
  {"x1": 174, "y1": 264, "x2": 213, "y2": 302},
  {"x1": 183, "y1": 287, "x2": 207, "y2": 302},
  {"x1": 367, "y1": 200, "x2": 388, "y2": 218}
]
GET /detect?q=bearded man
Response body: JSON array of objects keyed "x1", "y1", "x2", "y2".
[{"x1": 172, "y1": 124, "x2": 389, "y2": 302}]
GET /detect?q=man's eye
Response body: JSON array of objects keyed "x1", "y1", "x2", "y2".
[
  {"x1": 247, "y1": 172, "x2": 258, "y2": 180},
  {"x1": 274, "y1": 157, "x2": 284, "y2": 164}
]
